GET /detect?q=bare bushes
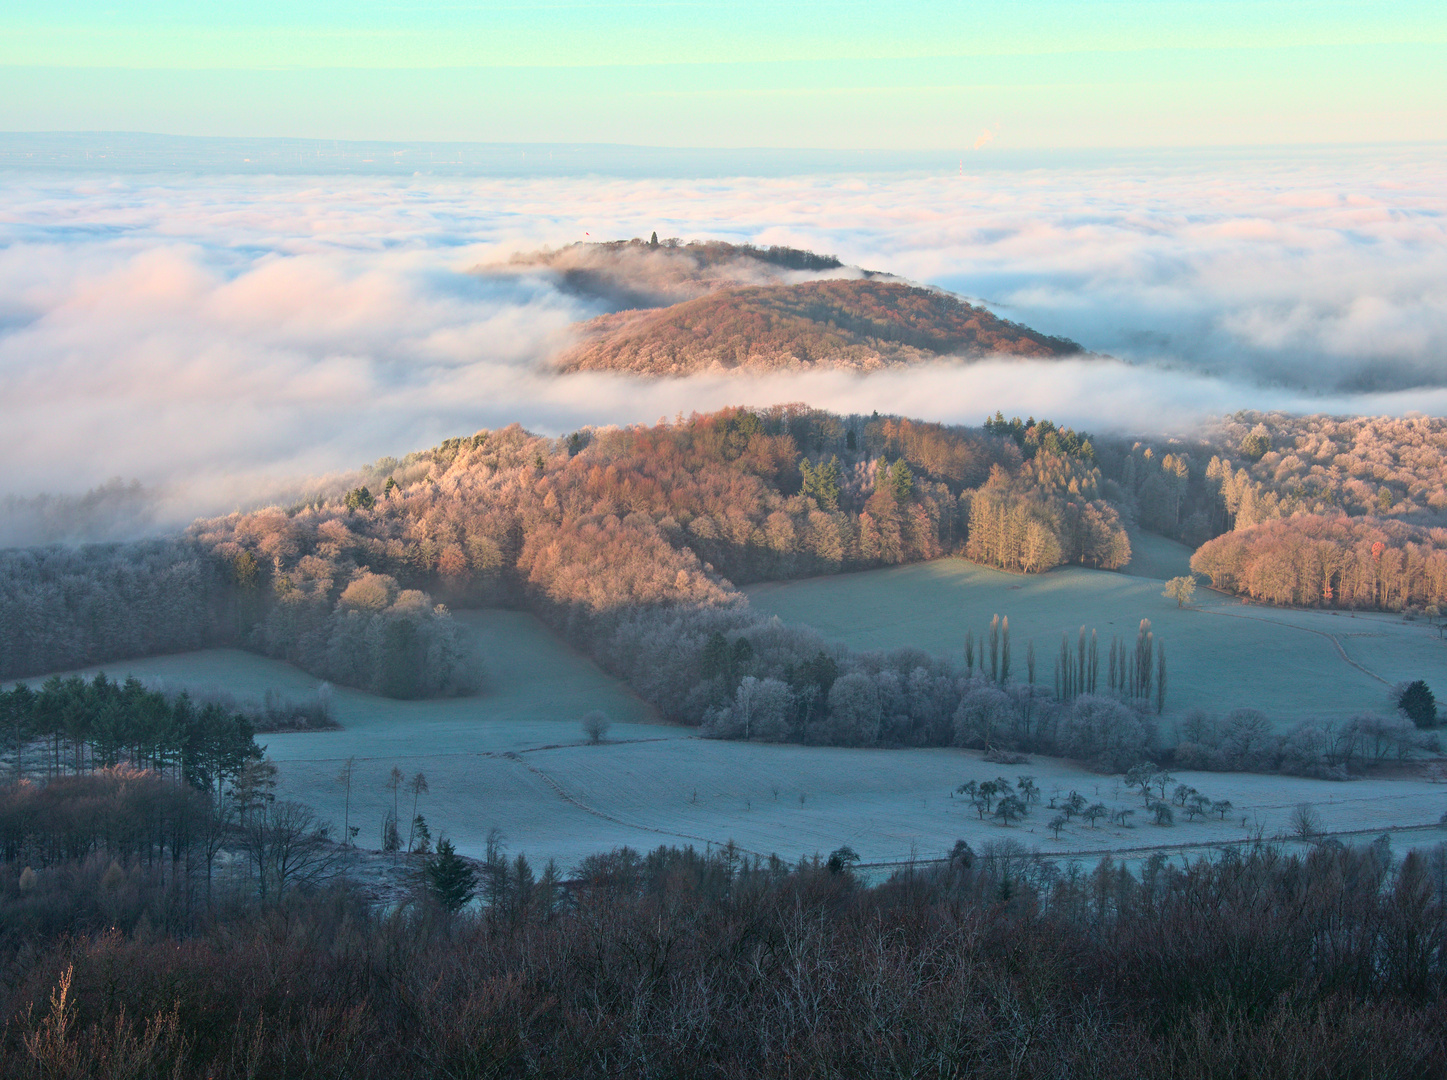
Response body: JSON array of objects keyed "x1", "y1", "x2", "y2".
[
  {"x1": 1057, "y1": 694, "x2": 1160, "y2": 771},
  {"x1": 1176, "y1": 707, "x2": 1438, "y2": 777},
  {"x1": 3, "y1": 838, "x2": 1447, "y2": 1078}
]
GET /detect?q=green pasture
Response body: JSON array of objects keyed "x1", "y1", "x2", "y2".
[
  {"x1": 16, "y1": 609, "x2": 664, "y2": 758},
  {"x1": 745, "y1": 555, "x2": 1447, "y2": 726}
]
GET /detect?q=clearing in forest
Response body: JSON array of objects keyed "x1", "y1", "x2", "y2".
[{"x1": 744, "y1": 555, "x2": 1446, "y2": 726}]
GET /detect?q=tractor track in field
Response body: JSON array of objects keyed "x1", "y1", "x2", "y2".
[
  {"x1": 856, "y1": 819, "x2": 1447, "y2": 873},
  {"x1": 503, "y1": 752, "x2": 771, "y2": 859},
  {"x1": 1194, "y1": 602, "x2": 1388, "y2": 684}
]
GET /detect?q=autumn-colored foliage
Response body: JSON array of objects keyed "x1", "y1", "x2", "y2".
[
  {"x1": 557, "y1": 279, "x2": 1081, "y2": 375},
  {"x1": 1191, "y1": 513, "x2": 1447, "y2": 610}
]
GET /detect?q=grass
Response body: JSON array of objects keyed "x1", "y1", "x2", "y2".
[{"x1": 745, "y1": 553, "x2": 1446, "y2": 726}]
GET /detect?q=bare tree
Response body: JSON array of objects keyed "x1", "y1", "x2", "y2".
[
  {"x1": 335, "y1": 756, "x2": 357, "y2": 845},
  {"x1": 582, "y1": 710, "x2": 611, "y2": 744},
  {"x1": 1290, "y1": 802, "x2": 1322, "y2": 843},
  {"x1": 407, "y1": 771, "x2": 429, "y2": 853},
  {"x1": 242, "y1": 800, "x2": 341, "y2": 902}
]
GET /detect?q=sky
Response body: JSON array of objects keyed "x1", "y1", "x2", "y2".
[{"x1": 3, "y1": 1, "x2": 1446, "y2": 148}]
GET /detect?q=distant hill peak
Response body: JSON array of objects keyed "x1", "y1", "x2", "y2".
[
  {"x1": 554, "y1": 278, "x2": 1082, "y2": 377},
  {"x1": 483, "y1": 238, "x2": 865, "y2": 309}
]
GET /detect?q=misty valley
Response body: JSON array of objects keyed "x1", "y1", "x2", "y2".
[{"x1": 5, "y1": 206, "x2": 1447, "y2": 1075}]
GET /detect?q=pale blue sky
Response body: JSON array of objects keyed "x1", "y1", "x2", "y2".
[{"x1": 2, "y1": 1, "x2": 1445, "y2": 148}]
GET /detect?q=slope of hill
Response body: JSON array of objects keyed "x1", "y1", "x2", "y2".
[{"x1": 555, "y1": 279, "x2": 1082, "y2": 375}]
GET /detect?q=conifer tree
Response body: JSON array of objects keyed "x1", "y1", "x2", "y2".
[{"x1": 427, "y1": 838, "x2": 477, "y2": 912}]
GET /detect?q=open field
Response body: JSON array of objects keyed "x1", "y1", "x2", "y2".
[
  {"x1": 746, "y1": 554, "x2": 1447, "y2": 726},
  {"x1": 15, "y1": 606, "x2": 1447, "y2": 870}
]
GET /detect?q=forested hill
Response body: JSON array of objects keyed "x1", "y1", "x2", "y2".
[
  {"x1": 0, "y1": 409, "x2": 1123, "y2": 712},
  {"x1": 555, "y1": 280, "x2": 1081, "y2": 376}
]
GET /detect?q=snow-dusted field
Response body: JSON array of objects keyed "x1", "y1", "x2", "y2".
[
  {"x1": 24, "y1": 605, "x2": 1447, "y2": 871},
  {"x1": 746, "y1": 551, "x2": 1447, "y2": 727}
]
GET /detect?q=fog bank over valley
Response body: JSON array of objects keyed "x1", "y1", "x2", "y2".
[{"x1": 2, "y1": 146, "x2": 1444, "y2": 542}]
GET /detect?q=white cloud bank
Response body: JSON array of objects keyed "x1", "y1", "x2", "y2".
[{"x1": 1, "y1": 148, "x2": 1444, "y2": 539}]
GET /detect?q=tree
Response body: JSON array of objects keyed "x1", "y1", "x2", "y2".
[
  {"x1": 826, "y1": 845, "x2": 860, "y2": 874},
  {"x1": 1240, "y1": 430, "x2": 1270, "y2": 462},
  {"x1": 386, "y1": 765, "x2": 403, "y2": 839},
  {"x1": 1048, "y1": 815, "x2": 1067, "y2": 839},
  {"x1": 1153, "y1": 770, "x2": 1175, "y2": 800},
  {"x1": 582, "y1": 710, "x2": 611, "y2": 744},
  {"x1": 343, "y1": 486, "x2": 375, "y2": 512},
  {"x1": 242, "y1": 800, "x2": 340, "y2": 902},
  {"x1": 887, "y1": 459, "x2": 914, "y2": 501},
  {"x1": 994, "y1": 795, "x2": 1027, "y2": 825},
  {"x1": 1396, "y1": 681, "x2": 1436, "y2": 729},
  {"x1": 407, "y1": 772, "x2": 429, "y2": 853},
  {"x1": 1084, "y1": 803, "x2": 1109, "y2": 826},
  {"x1": 411, "y1": 815, "x2": 432, "y2": 855},
  {"x1": 2, "y1": 684, "x2": 34, "y2": 782},
  {"x1": 1290, "y1": 802, "x2": 1321, "y2": 842},
  {"x1": 1163, "y1": 576, "x2": 1196, "y2": 608},
  {"x1": 427, "y1": 838, "x2": 477, "y2": 911},
  {"x1": 1149, "y1": 801, "x2": 1174, "y2": 826},
  {"x1": 335, "y1": 757, "x2": 357, "y2": 845},
  {"x1": 381, "y1": 811, "x2": 401, "y2": 853},
  {"x1": 824, "y1": 673, "x2": 882, "y2": 745},
  {"x1": 1125, "y1": 762, "x2": 1157, "y2": 801}
]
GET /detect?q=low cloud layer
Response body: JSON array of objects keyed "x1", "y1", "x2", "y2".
[{"x1": 1, "y1": 149, "x2": 1444, "y2": 541}]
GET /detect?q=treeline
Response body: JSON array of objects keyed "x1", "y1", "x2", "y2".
[
  {"x1": 1175, "y1": 705, "x2": 1439, "y2": 778},
  {"x1": 1, "y1": 674, "x2": 261, "y2": 794},
  {"x1": 1190, "y1": 514, "x2": 1447, "y2": 610},
  {"x1": 0, "y1": 541, "x2": 237, "y2": 684},
  {"x1": 617, "y1": 606, "x2": 1168, "y2": 762},
  {"x1": 1095, "y1": 410, "x2": 1447, "y2": 547},
  {"x1": 4, "y1": 827, "x2": 1447, "y2": 1077}
]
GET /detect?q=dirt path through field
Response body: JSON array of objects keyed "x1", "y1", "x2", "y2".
[
  {"x1": 1194, "y1": 599, "x2": 1388, "y2": 685},
  {"x1": 505, "y1": 751, "x2": 772, "y2": 858}
]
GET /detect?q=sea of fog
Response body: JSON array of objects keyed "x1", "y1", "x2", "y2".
[{"x1": 1, "y1": 136, "x2": 1445, "y2": 542}]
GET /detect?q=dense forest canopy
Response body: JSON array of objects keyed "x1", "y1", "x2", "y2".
[
  {"x1": 1, "y1": 409, "x2": 1126, "y2": 730},
  {"x1": 555, "y1": 280, "x2": 1081, "y2": 375},
  {"x1": 1087, "y1": 411, "x2": 1447, "y2": 610}
]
